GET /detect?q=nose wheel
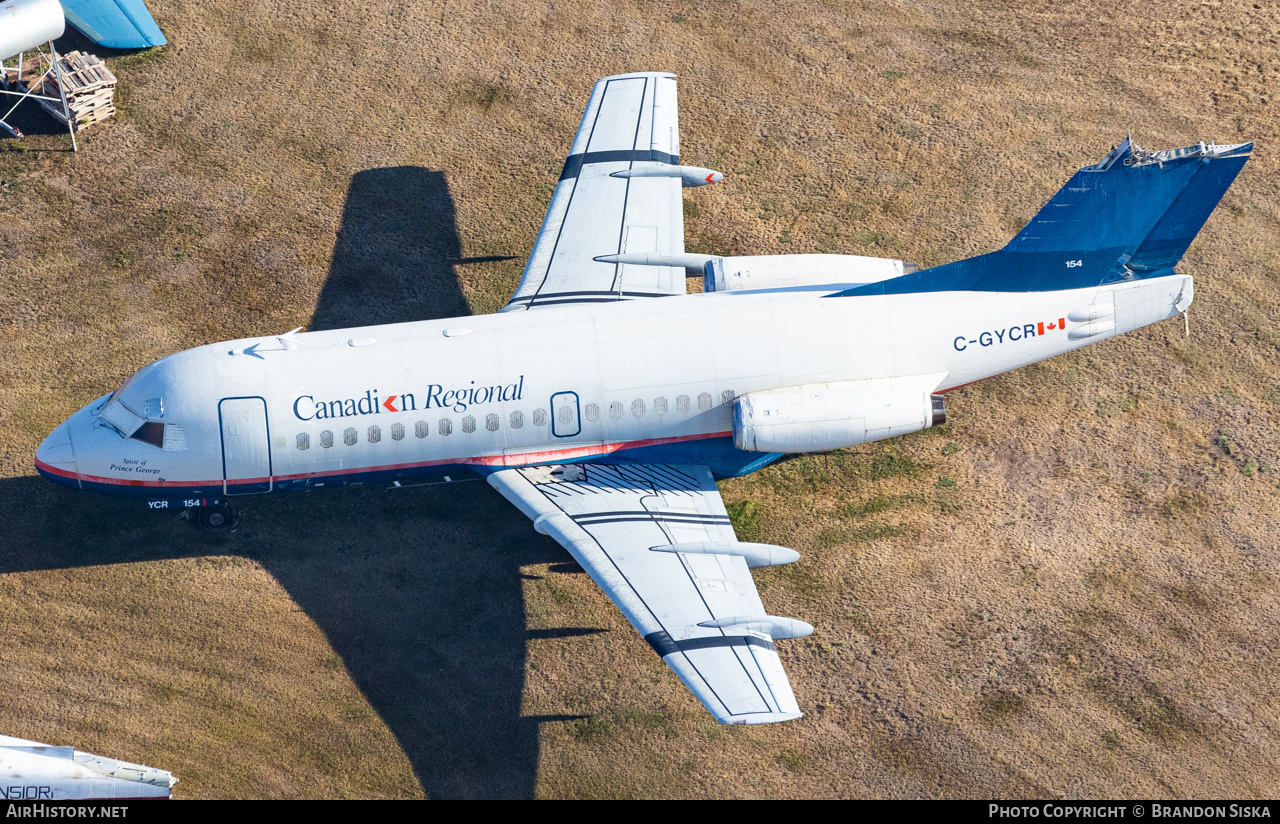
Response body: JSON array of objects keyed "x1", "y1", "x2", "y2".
[{"x1": 200, "y1": 504, "x2": 238, "y2": 530}]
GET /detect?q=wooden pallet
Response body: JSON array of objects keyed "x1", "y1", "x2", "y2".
[{"x1": 26, "y1": 51, "x2": 118, "y2": 131}]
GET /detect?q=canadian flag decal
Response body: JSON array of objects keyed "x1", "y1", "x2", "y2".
[{"x1": 1038, "y1": 318, "x2": 1066, "y2": 336}]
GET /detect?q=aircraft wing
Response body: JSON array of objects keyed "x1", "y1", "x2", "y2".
[
  {"x1": 487, "y1": 463, "x2": 807, "y2": 724},
  {"x1": 61, "y1": 0, "x2": 167, "y2": 49},
  {"x1": 504, "y1": 72, "x2": 688, "y2": 311}
]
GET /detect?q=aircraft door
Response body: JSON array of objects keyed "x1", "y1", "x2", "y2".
[
  {"x1": 551, "y1": 391, "x2": 581, "y2": 438},
  {"x1": 219, "y1": 397, "x2": 272, "y2": 495}
]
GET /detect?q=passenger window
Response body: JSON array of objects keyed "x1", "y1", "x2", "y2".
[
  {"x1": 439, "y1": 418, "x2": 453, "y2": 436},
  {"x1": 462, "y1": 415, "x2": 476, "y2": 433},
  {"x1": 609, "y1": 401, "x2": 623, "y2": 419},
  {"x1": 344, "y1": 427, "x2": 357, "y2": 446},
  {"x1": 510, "y1": 411, "x2": 524, "y2": 429},
  {"x1": 532, "y1": 409, "x2": 548, "y2": 427},
  {"x1": 391, "y1": 423, "x2": 405, "y2": 441},
  {"x1": 368, "y1": 425, "x2": 381, "y2": 443},
  {"x1": 486, "y1": 413, "x2": 500, "y2": 432},
  {"x1": 697, "y1": 392, "x2": 712, "y2": 411},
  {"x1": 632, "y1": 399, "x2": 645, "y2": 417},
  {"x1": 676, "y1": 395, "x2": 690, "y2": 413},
  {"x1": 584, "y1": 403, "x2": 600, "y2": 422},
  {"x1": 297, "y1": 432, "x2": 310, "y2": 450},
  {"x1": 415, "y1": 420, "x2": 429, "y2": 438},
  {"x1": 654, "y1": 396, "x2": 668, "y2": 414},
  {"x1": 721, "y1": 389, "x2": 736, "y2": 405},
  {"x1": 320, "y1": 430, "x2": 334, "y2": 448}
]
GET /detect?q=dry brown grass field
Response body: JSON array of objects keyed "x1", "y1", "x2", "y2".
[{"x1": 2, "y1": 0, "x2": 1279, "y2": 799}]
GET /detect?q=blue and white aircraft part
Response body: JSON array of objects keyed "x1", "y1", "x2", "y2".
[
  {"x1": 35, "y1": 72, "x2": 1250, "y2": 725},
  {"x1": 60, "y1": 0, "x2": 165, "y2": 49}
]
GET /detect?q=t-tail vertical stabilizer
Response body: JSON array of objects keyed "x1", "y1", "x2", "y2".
[{"x1": 833, "y1": 136, "x2": 1251, "y2": 297}]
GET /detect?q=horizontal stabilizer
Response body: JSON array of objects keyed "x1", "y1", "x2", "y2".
[{"x1": 1126, "y1": 142, "x2": 1252, "y2": 271}]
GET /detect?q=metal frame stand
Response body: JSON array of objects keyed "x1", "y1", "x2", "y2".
[{"x1": 0, "y1": 39, "x2": 77, "y2": 151}]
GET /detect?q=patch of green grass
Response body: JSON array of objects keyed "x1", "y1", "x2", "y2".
[
  {"x1": 881, "y1": 70, "x2": 905, "y2": 80},
  {"x1": 468, "y1": 85, "x2": 504, "y2": 110},
  {"x1": 1241, "y1": 460, "x2": 1258, "y2": 477},
  {"x1": 571, "y1": 714, "x2": 610, "y2": 743},
  {"x1": 932, "y1": 29, "x2": 1039, "y2": 66},
  {"x1": 153, "y1": 681, "x2": 183, "y2": 702},
  {"x1": 978, "y1": 691, "x2": 1027, "y2": 723},
  {"x1": 1174, "y1": 342, "x2": 1205, "y2": 368},
  {"x1": 937, "y1": 496, "x2": 963, "y2": 514},
  {"x1": 868, "y1": 450, "x2": 923, "y2": 480},
  {"x1": 1095, "y1": 394, "x2": 1137, "y2": 417},
  {"x1": 778, "y1": 748, "x2": 811, "y2": 772},
  {"x1": 851, "y1": 229, "x2": 903, "y2": 251},
  {"x1": 1090, "y1": 681, "x2": 1198, "y2": 743},
  {"x1": 113, "y1": 47, "x2": 165, "y2": 69},
  {"x1": 725, "y1": 499, "x2": 764, "y2": 542},
  {"x1": 1161, "y1": 488, "x2": 1207, "y2": 520},
  {"x1": 818, "y1": 523, "x2": 903, "y2": 547},
  {"x1": 838, "y1": 494, "x2": 921, "y2": 518},
  {"x1": 941, "y1": 441, "x2": 962, "y2": 456},
  {"x1": 682, "y1": 199, "x2": 702, "y2": 218},
  {"x1": 621, "y1": 708, "x2": 668, "y2": 730},
  {"x1": 936, "y1": 476, "x2": 957, "y2": 488},
  {"x1": 1101, "y1": 730, "x2": 1123, "y2": 750}
]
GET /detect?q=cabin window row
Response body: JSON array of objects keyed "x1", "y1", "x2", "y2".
[{"x1": 292, "y1": 390, "x2": 736, "y2": 449}]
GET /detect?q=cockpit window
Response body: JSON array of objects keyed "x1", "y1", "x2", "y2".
[
  {"x1": 100, "y1": 360, "x2": 164, "y2": 439},
  {"x1": 108, "y1": 362, "x2": 155, "y2": 406},
  {"x1": 130, "y1": 421, "x2": 165, "y2": 448},
  {"x1": 98, "y1": 398, "x2": 146, "y2": 438}
]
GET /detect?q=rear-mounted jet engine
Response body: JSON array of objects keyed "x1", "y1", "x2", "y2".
[{"x1": 733, "y1": 375, "x2": 947, "y2": 453}]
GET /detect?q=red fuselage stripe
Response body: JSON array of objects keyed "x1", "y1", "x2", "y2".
[{"x1": 36, "y1": 431, "x2": 733, "y2": 489}]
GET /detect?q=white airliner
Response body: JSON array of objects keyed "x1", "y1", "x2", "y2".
[
  {"x1": 1, "y1": 734, "x2": 176, "y2": 800},
  {"x1": 36, "y1": 72, "x2": 1250, "y2": 724}
]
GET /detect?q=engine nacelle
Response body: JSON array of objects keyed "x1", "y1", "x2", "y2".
[
  {"x1": 733, "y1": 376, "x2": 946, "y2": 453},
  {"x1": 704, "y1": 254, "x2": 918, "y2": 293}
]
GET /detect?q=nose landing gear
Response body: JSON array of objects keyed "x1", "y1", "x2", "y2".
[{"x1": 199, "y1": 503, "x2": 238, "y2": 530}]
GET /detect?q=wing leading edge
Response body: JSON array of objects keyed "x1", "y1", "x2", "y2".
[
  {"x1": 504, "y1": 72, "x2": 687, "y2": 311},
  {"x1": 488, "y1": 463, "x2": 807, "y2": 724}
]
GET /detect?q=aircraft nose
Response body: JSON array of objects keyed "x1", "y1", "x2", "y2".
[{"x1": 35, "y1": 420, "x2": 78, "y2": 483}]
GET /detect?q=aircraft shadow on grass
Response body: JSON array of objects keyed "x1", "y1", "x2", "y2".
[{"x1": 0, "y1": 168, "x2": 587, "y2": 798}]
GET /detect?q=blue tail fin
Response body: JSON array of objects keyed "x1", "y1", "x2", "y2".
[{"x1": 834, "y1": 137, "x2": 1251, "y2": 296}]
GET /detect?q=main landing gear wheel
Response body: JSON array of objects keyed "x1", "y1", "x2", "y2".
[{"x1": 201, "y1": 504, "x2": 236, "y2": 530}]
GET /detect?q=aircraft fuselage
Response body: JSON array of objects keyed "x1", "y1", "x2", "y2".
[{"x1": 35, "y1": 274, "x2": 1190, "y2": 505}]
